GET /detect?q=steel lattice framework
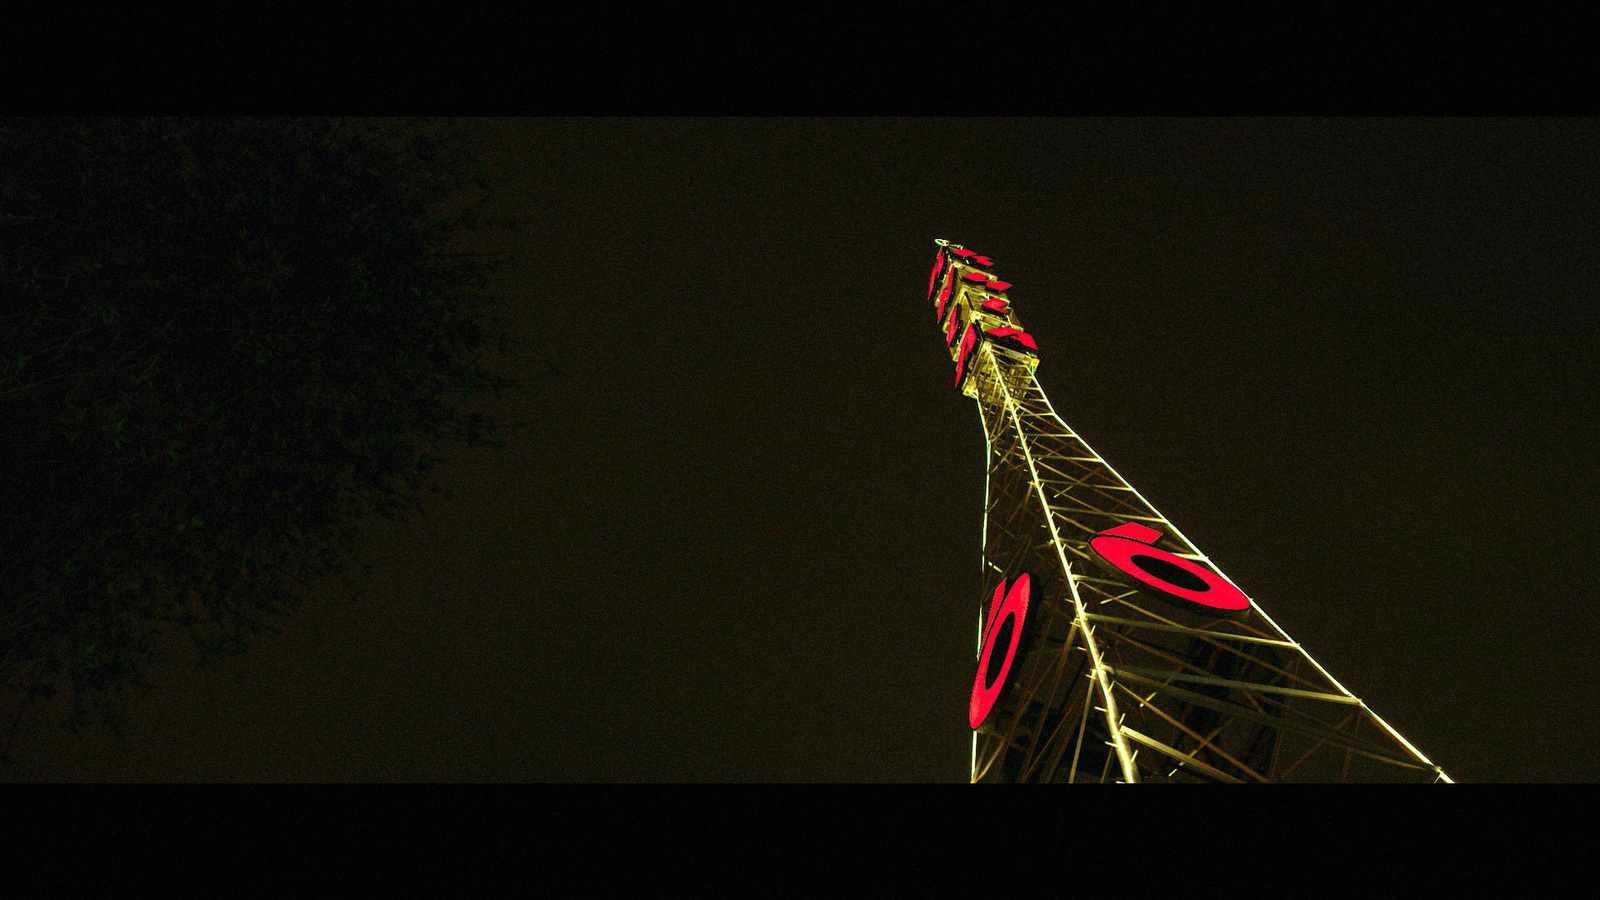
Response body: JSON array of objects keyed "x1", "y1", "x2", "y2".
[{"x1": 928, "y1": 240, "x2": 1451, "y2": 783}]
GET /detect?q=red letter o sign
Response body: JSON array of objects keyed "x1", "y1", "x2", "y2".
[
  {"x1": 970, "y1": 574, "x2": 1032, "y2": 728},
  {"x1": 1089, "y1": 522, "x2": 1250, "y2": 613}
]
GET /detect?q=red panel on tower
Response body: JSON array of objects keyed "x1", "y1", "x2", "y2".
[
  {"x1": 954, "y1": 323, "x2": 979, "y2": 388},
  {"x1": 985, "y1": 327, "x2": 1038, "y2": 353},
  {"x1": 970, "y1": 574, "x2": 1033, "y2": 728}
]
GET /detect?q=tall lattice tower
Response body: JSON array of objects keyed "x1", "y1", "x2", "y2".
[{"x1": 929, "y1": 240, "x2": 1451, "y2": 783}]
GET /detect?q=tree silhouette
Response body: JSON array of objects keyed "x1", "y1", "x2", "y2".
[{"x1": 0, "y1": 118, "x2": 521, "y2": 748}]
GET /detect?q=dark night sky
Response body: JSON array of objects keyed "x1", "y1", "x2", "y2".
[{"x1": 8, "y1": 119, "x2": 1599, "y2": 781}]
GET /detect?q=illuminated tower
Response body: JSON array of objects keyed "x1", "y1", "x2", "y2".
[{"x1": 928, "y1": 240, "x2": 1451, "y2": 783}]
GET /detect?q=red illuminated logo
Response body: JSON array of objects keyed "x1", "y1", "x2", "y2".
[
  {"x1": 927, "y1": 249, "x2": 946, "y2": 303},
  {"x1": 946, "y1": 301, "x2": 963, "y2": 347},
  {"x1": 970, "y1": 574, "x2": 1033, "y2": 728},
  {"x1": 984, "y1": 327, "x2": 1038, "y2": 354},
  {"x1": 959, "y1": 271, "x2": 1013, "y2": 293},
  {"x1": 954, "y1": 322, "x2": 979, "y2": 388},
  {"x1": 936, "y1": 269, "x2": 955, "y2": 322},
  {"x1": 980, "y1": 297, "x2": 1010, "y2": 315},
  {"x1": 952, "y1": 248, "x2": 995, "y2": 269},
  {"x1": 1089, "y1": 522, "x2": 1250, "y2": 614}
]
